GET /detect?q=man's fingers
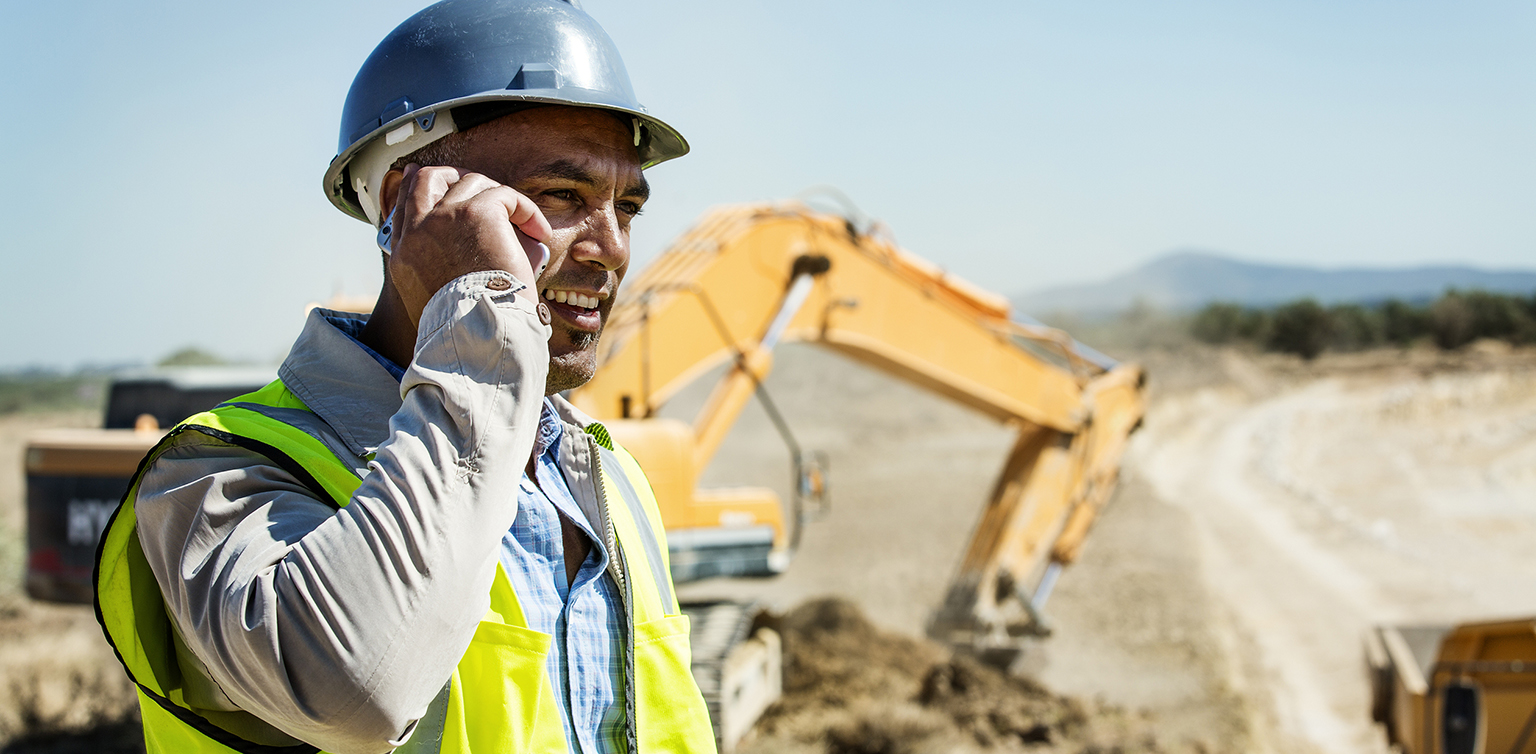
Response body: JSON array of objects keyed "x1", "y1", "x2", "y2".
[
  {"x1": 437, "y1": 171, "x2": 503, "y2": 208},
  {"x1": 387, "y1": 166, "x2": 550, "y2": 305},
  {"x1": 397, "y1": 167, "x2": 549, "y2": 244},
  {"x1": 399, "y1": 164, "x2": 464, "y2": 225},
  {"x1": 481, "y1": 186, "x2": 553, "y2": 243}
]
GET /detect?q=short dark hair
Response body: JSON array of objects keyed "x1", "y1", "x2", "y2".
[{"x1": 388, "y1": 103, "x2": 555, "y2": 173}]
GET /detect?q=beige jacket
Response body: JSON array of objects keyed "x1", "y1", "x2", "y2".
[{"x1": 134, "y1": 270, "x2": 612, "y2": 753}]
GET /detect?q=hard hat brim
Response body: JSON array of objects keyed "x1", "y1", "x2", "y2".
[{"x1": 323, "y1": 90, "x2": 688, "y2": 224}]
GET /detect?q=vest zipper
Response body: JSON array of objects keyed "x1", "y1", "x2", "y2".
[
  {"x1": 592, "y1": 443, "x2": 626, "y2": 598},
  {"x1": 589, "y1": 437, "x2": 640, "y2": 753}
]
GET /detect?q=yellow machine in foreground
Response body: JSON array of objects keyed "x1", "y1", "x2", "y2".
[
  {"x1": 569, "y1": 201, "x2": 1146, "y2": 663},
  {"x1": 1368, "y1": 619, "x2": 1536, "y2": 754}
]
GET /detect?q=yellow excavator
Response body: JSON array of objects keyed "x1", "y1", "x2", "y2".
[
  {"x1": 562, "y1": 200, "x2": 1146, "y2": 746},
  {"x1": 569, "y1": 200, "x2": 1144, "y2": 651},
  {"x1": 24, "y1": 200, "x2": 1147, "y2": 751}
]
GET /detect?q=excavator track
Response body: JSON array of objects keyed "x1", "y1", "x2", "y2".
[{"x1": 682, "y1": 600, "x2": 782, "y2": 753}]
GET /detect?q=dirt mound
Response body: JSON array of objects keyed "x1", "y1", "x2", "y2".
[
  {"x1": 744, "y1": 598, "x2": 1172, "y2": 754},
  {"x1": 0, "y1": 601, "x2": 139, "y2": 753}
]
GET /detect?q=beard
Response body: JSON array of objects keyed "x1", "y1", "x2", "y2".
[{"x1": 545, "y1": 328, "x2": 600, "y2": 395}]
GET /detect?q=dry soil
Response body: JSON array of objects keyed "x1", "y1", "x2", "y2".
[
  {"x1": 679, "y1": 341, "x2": 1536, "y2": 754},
  {"x1": 2, "y1": 342, "x2": 1533, "y2": 753}
]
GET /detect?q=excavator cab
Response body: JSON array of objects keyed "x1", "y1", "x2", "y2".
[{"x1": 604, "y1": 417, "x2": 791, "y2": 581}]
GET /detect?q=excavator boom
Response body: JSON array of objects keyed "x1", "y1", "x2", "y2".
[
  {"x1": 578, "y1": 206, "x2": 1088, "y2": 430},
  {"x1": 569, "y1": 202, "x2": 1147, "y2": 659}
]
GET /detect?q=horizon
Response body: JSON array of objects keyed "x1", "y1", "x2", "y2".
[
  {"x1": 1054, "y1": 248, "x2": 1536, "y2": 279},
  {"x1": 5, "y1": 250, "x2": 1531, "y2": 373},
  {"x1": 1015, "y1": 249, "x2": 1536, "y2": 315}
]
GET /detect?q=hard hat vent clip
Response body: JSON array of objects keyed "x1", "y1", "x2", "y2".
[
  {"x1": 509, "y1": 64, "x2": 561, "y2": 90},
  {"x1": 379, "y1": 97, "x2": 414, "y2": 124}
]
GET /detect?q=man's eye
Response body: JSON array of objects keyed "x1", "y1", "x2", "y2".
[
  {"x1": 619, "y1": 202, "x2": 644, "y2": 218},
  {"x1": 544, "y1": 189, "x2": 577, "y2": 202}
]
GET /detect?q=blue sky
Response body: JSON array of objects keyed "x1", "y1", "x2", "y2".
[{"x1": 2, "y1": 0, "x2": 1532, "y2": 369}]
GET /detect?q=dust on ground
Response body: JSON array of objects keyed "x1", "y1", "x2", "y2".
[
  {"x1": 0, "y1": 599, "x2": 140, "y2": 753},
  {"x1": 743, "y1": 598, "x2": 1169, "y2": 754}
]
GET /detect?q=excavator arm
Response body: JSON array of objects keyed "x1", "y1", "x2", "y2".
[{"x1": 568, "y1": 202, "x2": 1146, "y2": 658}]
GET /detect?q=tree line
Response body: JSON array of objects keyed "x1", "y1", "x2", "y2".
[{"x1": 1190, "y1": 289, "x2": 1536, "y2": 359}]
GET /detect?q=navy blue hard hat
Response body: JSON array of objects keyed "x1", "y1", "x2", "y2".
[{"x1": 323, "y1": 0, "x2": 689, "y2": 224}]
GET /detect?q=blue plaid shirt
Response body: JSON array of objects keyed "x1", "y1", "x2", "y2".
[
  {"x1": 339, "y1": 321, "x2": 624, "y2": 753},
  {"x1": 503, "y1": 401, "x2": 627, "y2": 754}
]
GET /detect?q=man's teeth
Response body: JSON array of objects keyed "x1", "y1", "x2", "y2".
[{"x1": 543, "y1": 289, "x2": 600, "y2": 309}]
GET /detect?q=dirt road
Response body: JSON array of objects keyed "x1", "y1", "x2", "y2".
[{"x1": 1126, "y1": 345, "x2": 1536, "y2": 753}]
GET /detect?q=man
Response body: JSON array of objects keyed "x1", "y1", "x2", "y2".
[{"x1": 94, "y1": 1, "x2": 716, "y2": 752}]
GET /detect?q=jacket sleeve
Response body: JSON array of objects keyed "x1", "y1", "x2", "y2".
[{"x1": 134, "y1": 271, "x2": 549, "y2": 754}]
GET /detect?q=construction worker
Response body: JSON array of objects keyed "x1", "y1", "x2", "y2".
[{"x1": 94, "y1": 1, "x2": 715, "y2": 752}]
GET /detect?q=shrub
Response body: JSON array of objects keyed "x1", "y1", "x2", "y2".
[
  {"x1": 1190, "y1": 303, "x2": 1267, "y2": 345},
  {"x1": 156, "y1": 347, "x2": 227, "y2": 367},
  {"x1": 1380, "y1": 299, "x2": 1430, "y2": 346},
  {"x1": 1462, "y1": 290, "x2": 1536, "y2": 344},
  {"x1": 1265, "y1": 299, "x2": 1332, "y2": 359},
  {"x1": 1327, "y1": 304, "x2": 1383, "y2": 351},
  {"x1": 0, "y1": 374, "x2": 107, "y2": 416},
  {"x1": 1190, "y1": 303, "x2": 1243, "y2": 344},
  {"x1": 1184, "y1": 290, "x2": 1534, "y2": 356},
  {"x1": 1428, "y1": 289, "x2": 1536, "y2": 349}
]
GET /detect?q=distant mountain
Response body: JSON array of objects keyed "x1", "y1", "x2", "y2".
[{"x1": 1014, "y1": 251, "x2": 1536, "y2": 315}]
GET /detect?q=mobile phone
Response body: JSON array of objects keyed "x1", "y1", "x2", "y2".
[
  {"x1": 520, "y1": 229, "x2": 550, "y2": 280},
  {"x1": 376, "y1": 218, "x2": 395, "y2": 254}
]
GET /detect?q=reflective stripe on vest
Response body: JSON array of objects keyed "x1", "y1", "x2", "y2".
[{"x1": 95, "y1": 379, "x2": 716, "y2": 753}]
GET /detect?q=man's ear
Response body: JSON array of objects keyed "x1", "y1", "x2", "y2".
[{"x1": 379, "y1": 168, "x2": 406, "y2": 224}]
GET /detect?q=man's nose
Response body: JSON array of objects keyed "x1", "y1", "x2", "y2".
[{"x1": 569, "y1": 204, "x2": 628, "y2": 272}]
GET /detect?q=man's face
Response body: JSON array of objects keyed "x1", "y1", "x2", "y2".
[{"x1": 452, "y1": 107, "x2": 648, "y2": 393}]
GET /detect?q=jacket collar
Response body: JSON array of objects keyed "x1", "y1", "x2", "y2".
[
  {"x1": 549, "y1": 393, "x2": 597, "y2": 431},
  {"x1": 277, "y1": 308, "x2": 402, "y2": 458}
]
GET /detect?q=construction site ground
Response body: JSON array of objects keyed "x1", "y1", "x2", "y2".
[{"x1": 2, "y1": 341, "x2": 1535, "y2": 753}]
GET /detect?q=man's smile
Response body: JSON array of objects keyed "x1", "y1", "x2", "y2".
[
  {"x1": 542, "y1": 288, "x2": 605, "y2": 309},
  {"x1": 542, "y1": 287, "x2": 608, "y2": 331}
]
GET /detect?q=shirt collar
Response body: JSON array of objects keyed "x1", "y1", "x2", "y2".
[
  {"x1": 330, "y1": 315, "x2": 407, "y2": 382},
  {"x1": 534, "y1": 399, "x2": 564, "y2": 459},
  {"x1": 277, "y1": 308, "x2": 403, "y2": 457}
]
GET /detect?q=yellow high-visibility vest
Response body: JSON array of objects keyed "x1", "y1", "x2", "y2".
[{"x1": 95, "y1": 379, "x2": 717, "y2": 753}]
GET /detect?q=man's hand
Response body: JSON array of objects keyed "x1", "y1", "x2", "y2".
[{"x1": 386, "y1": 163, "x2": 553, "y2": 328}]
